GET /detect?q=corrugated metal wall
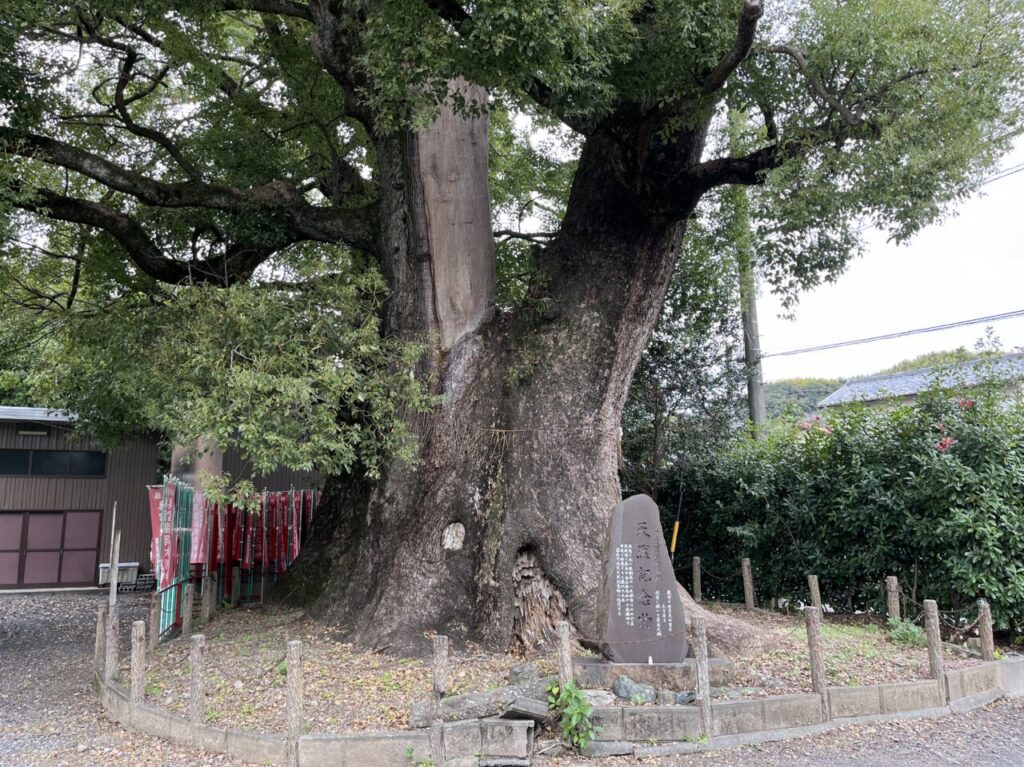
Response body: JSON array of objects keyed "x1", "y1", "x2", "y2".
[
  {"x1": 0, "y1": 423, "x2": 160, "y2": 571},
  {"x1": 171, "y1": 438, "x2": 318, "y2": 492},
  {"x1": 222, "y1": 448, "x2": 317, "y2": 491}
]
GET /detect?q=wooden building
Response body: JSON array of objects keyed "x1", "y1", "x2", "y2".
[
  {"x1": 170, "y1": 438, "x2": 317, "y2": 492},
  {"x1": 0, "y1": 407, "x2": 159, "y2": 589}
]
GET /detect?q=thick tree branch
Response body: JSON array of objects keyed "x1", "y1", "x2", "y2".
[
  {"x1": 18, "y1": 189, "x2": 274, "y2": 285},
  {"x1": 493, "y1": 229, "x2": 557, "y2": 244},
  {"x1": 524, "y1": 78, "x2": 592, "y2": 135},
  {"x1": 418, "y1": 0, "x2": 591, "y2": 134},
  {"x1": 702, "y1": 0, "x2": 764, "y2": 95},
  {"x1": 1, "y1": 129, "x2": 379, "y2": 254},
  {"x1": 114, "y1": 50, "x2": 202, "y2": 179},
  {"x1": 421, "y1": 0, "x2": 471, "y2": 26},
  {"x1": 219, "y1": 0, "x2": 313, "y2": 22},
  {"x1": 764, "y1": 45, "x2": 864, "y2": 126}
]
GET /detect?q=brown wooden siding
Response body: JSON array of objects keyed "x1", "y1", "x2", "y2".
[
  {"x1": 0, "y1": 423, "x2": 160, "y2": 574},
  {"x1": 222, "y1": 447, "x2": 317, "y2": 492}
]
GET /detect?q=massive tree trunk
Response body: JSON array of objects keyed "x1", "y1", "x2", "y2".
[{"x1": 282, "y1": 100, "x2": 695, "y2": 656}]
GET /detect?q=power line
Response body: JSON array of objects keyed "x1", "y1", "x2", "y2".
[{"x1": 763, "y1": 308, "x2": 1024, "y2": 358}]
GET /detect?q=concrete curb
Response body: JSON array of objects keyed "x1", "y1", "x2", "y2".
[
  {"x1": 95, "y1": 656, "x2": 1024, "y2": 764},
  {"x1": 583, "y1": 657, "x2": 1024, "y2": 758}
]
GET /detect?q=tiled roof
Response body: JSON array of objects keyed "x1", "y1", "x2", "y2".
[
  {"x1": 818, "y1": 353, "x2": 1024, "y2": 408},
  {"x1": 0, "y1": 406, "x2": 73, "y2": 423}
]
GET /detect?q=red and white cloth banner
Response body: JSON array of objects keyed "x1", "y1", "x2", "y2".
[
  {"x1": 303, "y1": 490, "x2": 314, "y2": 530},
  {"x1": 190, "y1": 492, "x2": 209, "y2": 564},
  {"x1": 147, "y1": 486, "x2": 163, "y2": 571},
  {"x1": 290, "y1": 490, "x2": 301, "y2": 560},
  {"x1": 277, "y1": 491, "x2": 289, "y2": 571},
  {"x1": 158, "y1": 483, "x2": 177, "y2": 589}
]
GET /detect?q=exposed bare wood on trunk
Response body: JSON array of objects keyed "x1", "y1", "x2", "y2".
[{"x1": 415, "y1": 80, "x2": 495, "y2": 350}]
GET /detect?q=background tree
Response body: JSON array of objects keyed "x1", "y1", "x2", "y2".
[{"x1": 1, "y1": 0, "x2": 1022, "y2": 652}]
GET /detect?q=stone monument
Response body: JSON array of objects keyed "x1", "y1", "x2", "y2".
[{"x1": 596, "y1": 494, "x2": 687, "y2": 663}]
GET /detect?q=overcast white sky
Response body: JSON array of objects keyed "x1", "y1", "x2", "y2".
[{"x1": 758, "y1": 138, "x2": 1024, "y2": 382}]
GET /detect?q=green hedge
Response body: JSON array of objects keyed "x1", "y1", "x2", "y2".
[{"x1": 677, "y1": 382, "x2": 1024, "y2": 629}]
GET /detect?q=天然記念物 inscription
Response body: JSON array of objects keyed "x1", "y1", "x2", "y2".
[{"x1": 597, "y1": 494, "x2": 687, "y2": 663}]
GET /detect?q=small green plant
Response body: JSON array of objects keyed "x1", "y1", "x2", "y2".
[
  {"x1": 404, "y1": 746, "x2": 435, "y2": 767},
  {"x1": 629, "y1": 693, "x2": 646, "y2": 705},
  {"x1": 205, "y1": 709, "x2": 222, "y2": 722},
  {"x1": 379, "y1": 671, "x2": 402, "y2": 691},
  {"x1": 276, "y1": 660, "x2": 288, "y2": 675},
  {"x1": 547, "y1": 680, "x2": 601, "y2": 750},
  {"x1": 683, "y1": 734, "x2": 709, "y2": 744},
  {"x1": 887, "y1": 618, "x2": 926, "y2": 647},
  {"x1": 240, "y1": 703, "x2": 256, "y2": 717}
]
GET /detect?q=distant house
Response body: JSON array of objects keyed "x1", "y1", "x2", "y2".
[
  {"x1": 0, "y1": 407, "x2": 159, "y2": 589},
  {"x1": 818, "y1": 353, "x2": 1024, "y2": 409}
]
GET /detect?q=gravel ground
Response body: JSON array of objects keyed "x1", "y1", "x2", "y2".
[
  {"x1": 2, "y1": 591, "x2": 1023, "y2": 766},
  {"x1": 0, "y1": 591, "x2": 252, "y2": 767}
]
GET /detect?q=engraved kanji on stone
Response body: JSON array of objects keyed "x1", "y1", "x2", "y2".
[{"x1": 598, "y1": 494, "x2": 688, "y2": 662}]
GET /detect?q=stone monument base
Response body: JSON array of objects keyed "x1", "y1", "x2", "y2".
[{"x1": 574, "y1": 656, "x2": 734, "y2": 690}]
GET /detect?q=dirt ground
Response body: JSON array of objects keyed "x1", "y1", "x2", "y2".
[
  {"x1": 134, "y1": 600, "x2": 987, "y2": 733},
  {"x1": 3, "y1": 591, "x2": 1024, "y2": 767}
]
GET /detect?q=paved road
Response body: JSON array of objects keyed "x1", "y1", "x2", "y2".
[{"x1": 2, "y1": 591, "x2": 1023, "y2": 766}]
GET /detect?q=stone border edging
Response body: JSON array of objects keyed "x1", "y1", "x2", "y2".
[
  {"x1": 92, "y1": 608, "x2": 1024, "y2": 767},
  {"x1": 582, "y1": 657, "x2": 1024, "y2": 758},
  {"x1": 92, "y1": 672, "x2": 534, "y2": 767}
]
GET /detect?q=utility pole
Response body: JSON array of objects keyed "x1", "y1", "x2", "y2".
[
  {"x1": 738, "y1": 225, "x2": 767, "y2": 432},
  {"x1": 728, "y1": 109, "x2": 766, "y2": 436}
]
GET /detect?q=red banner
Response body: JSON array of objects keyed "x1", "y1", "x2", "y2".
[
  {"x1": 190, "y1": 492, "x2": 209, "y2": 564},
  {"x1": 277, "y1": 491, "x2": 289, "y2": 572},
  {"x1": 267, "y1": 494, "x2": 278, "y2": 563},
  {"x1": 303, "y1": 490, "x2": 313, "y2": 531},
  {"x1": 254, "y1": 495, "x2": 265, "y2": 563},
  {"x1": 158, "y1": 483, "x2": 177, "y2": 589},
  {"x1": 291, "y1": 491, "x2": 301, "y2": 560},
  {"x1": 231, "y1": 507, "x2": 243, "y2": 561},
  {"x1": 147, "y1": 486, "x2": 163, "y2": 571},
  {"x1": 243, "y1": 511, "x2": 255, "y2": 569}
]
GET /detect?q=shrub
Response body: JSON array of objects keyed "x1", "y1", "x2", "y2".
[
  {"x1": 677, "y1": 373, "x2": 1024, "y2": 630},
  {"x1": 887, "y1": 618, "x2": 926, "y2": 647},
  {"x1": 547, "y1": 680, "x2": 601, "y2": 749}
]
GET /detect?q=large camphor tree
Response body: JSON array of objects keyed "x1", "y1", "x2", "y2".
[{"x1": 1, "y1": 0, "x2": 1021, "y2": 653}]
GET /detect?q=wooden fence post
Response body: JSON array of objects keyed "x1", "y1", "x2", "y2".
[
  {"x1": 741, "y1": 558, "x2": 755, "y2": 610},
  {"x1": 807, "y1": 574, "x2": 822, "y2": 611},
  {"x1": 286, "y1": 640, "x2": 303, "y2": 767},
  {"x1": 94, "y1": 603, "x2": 108, "y2": 678},
  {"x1": 557, "y1": 621, "x2": 573, "y2": 686},
  {"x1": 693, "y1": 616, "x2": 713, "y2": 739},
  {"x1": 131, "y1": 620, "x2": 146, "y2": 705},
  {"x1": 182, "y1": 582, "x2": 194, "y2": 638},
  {"x1": 885, "y1": 576, "x2": 900, "y2": 621},
  {"x1": 923, "y1": 599, "x2": 944, "y2": 699},
  {"x1": 104, "y1": 531, "x2": 121, "y2": 684},
  {"x1": 201, "y1": 575, "x2": 213, "y2": 623},
  {"x1": 189, "y1": 634, "x2": 206, "y2": 743},
  {"x1": 978, "y1": 599, "x2": 995, "y2": 662},
  {"x1": 804, "y1": 606, "x2": 828, "y2": 720},
  {"x1": 432, "y1": 635, "x2": 449, "y2": 701},
  {"x1": 692, "y1": 557, "x2": 702, "y2": 603},
  {"x1": 148, "y1": 593, "x2": 160, "y2": 654}
]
